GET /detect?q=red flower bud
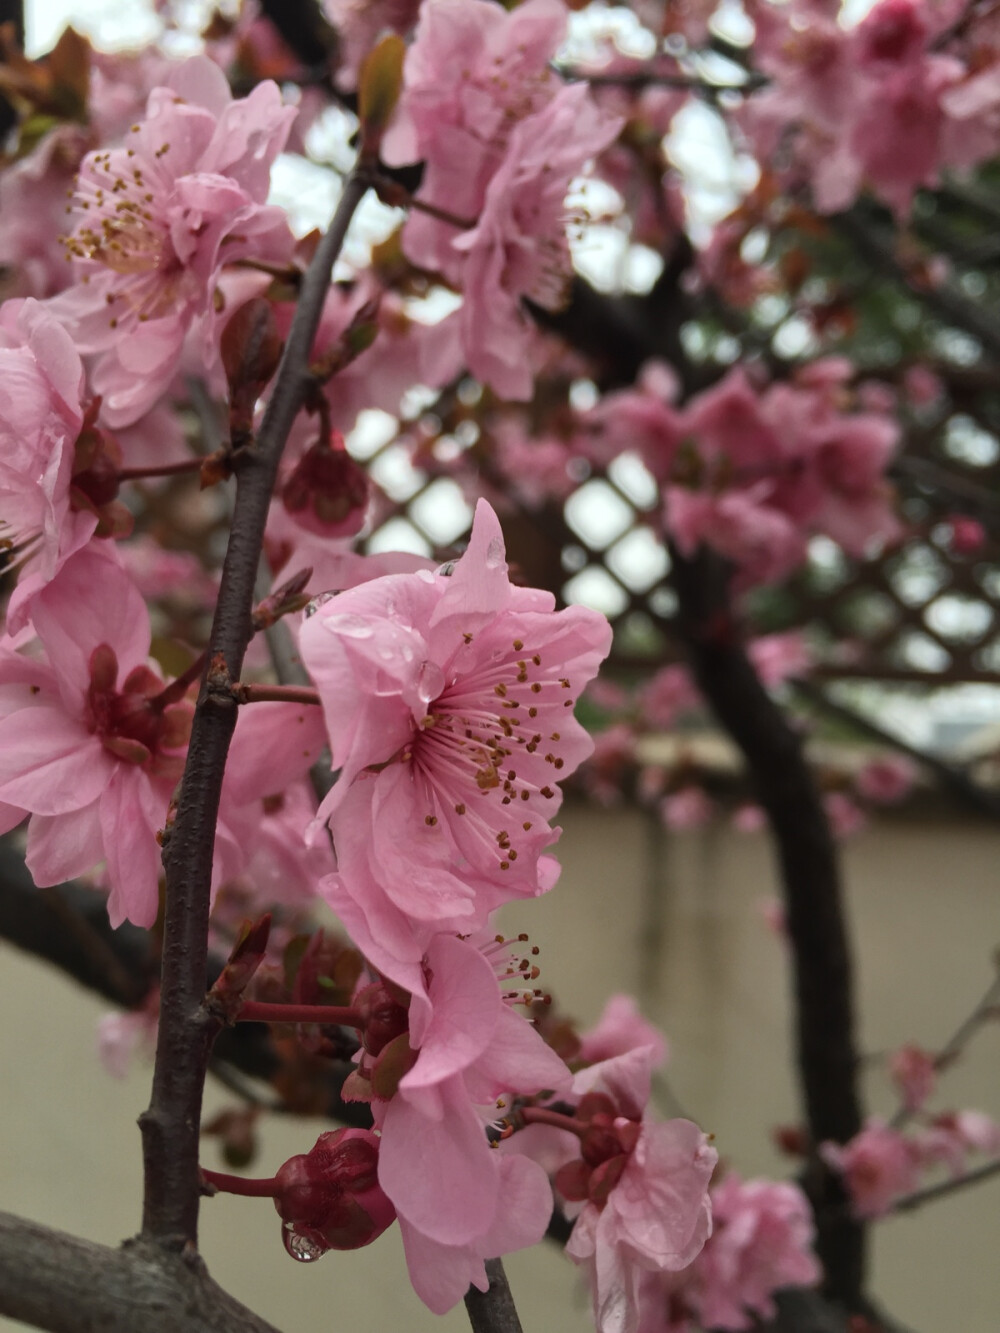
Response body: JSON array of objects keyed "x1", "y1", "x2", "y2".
[{"x1": 281, "y1": 436, "x2": 370, "y2": 538}]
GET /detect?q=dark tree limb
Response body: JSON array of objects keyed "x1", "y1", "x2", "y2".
[
  {"x1": 463, "y1": 1260, "x2": 524, "y2": 1333},
  {"x1": 670, "y1": 549, "x2": 865, "y2": 1305},
  {"x1": 0, "y1": 1211, "x2": 283, "y2": 1333},
  {"x1": 140, "y1": 170, "x2": 370, "y2": 1249}
]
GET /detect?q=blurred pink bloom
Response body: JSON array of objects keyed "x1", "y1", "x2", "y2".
[
  {"x1": 732, "y1": 804, "x2": 766, "y2": 835},
  {"x1": 324, "y1": 0, "x2": 423, "y2": 89},
  {"x1": 637, "y1": 664, "x2": 701, "y2": 729},
  {"x1": 49, "y1": 57, "x2": 295, "y2": 426},
  {"x1": 301, "y1": 500, "x2": 611, "y2": 971},
  {"x1": 888, "y1": 1044, "x2": 936, "y2": 1113},
  {"x1": 902, "y1": 364, "x2": 945, "y2": 408},
  {"x1": 452, "y1": 83, "x2": 622, "y2": 398},
  {"x1": 383, "y1": 0, "x2": 567, "y2": 278},
  {"x1": 677, "y1": 1174, "x2": 821, "y2": 1330},
  {"x1": 660, "y1": 787, "x2": 713, "y2": 832},
  {"x1": 757, "y1": 897, "x2": 787, "y2": 938},
  {"x1": 0, "y1": 299, "x2": 95, "y2": 633},
  {"x1": 856, "y1": 755, "x2": 916, "y2": 805},
  {"x1": 948, "y1": 515, "x2": 987, "y2": 555},
  {"x1": 748, "y1": 632, "x2": 811, "y2": 688},
  {"x1": 916, "y1": 1110, "x2": 1000, "y2": 1174},
  {"x1": 578, "y1": 995, "x2": 669, "y2": 1070},
  {"x1": 820, "y1": 1118, "x2": 919, "y2": 1218},
  {"x1": 97, "y1": 1001, "x2": 158, "y2": 1078},
  {"x1": 824, "y1": 792, "x2": 868, "y2": 840}
]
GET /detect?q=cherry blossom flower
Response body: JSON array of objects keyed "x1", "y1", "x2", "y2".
[
  {"x1": 49, "y1": 56, "x2": 296, "y2": 426},
  {"x1": 578, "y1": 995, "x2": 670, "y2": 1070},
  {"x1": 856, "y1": 755, "x2": 916, "y2": 805},
  {"x1": 299, "y1": 500, "x2": 611, "y2": 971},
  {"x1": 820, "y1": 1118, "x2": 919, "y2": 1218},
  {"x1": 382, "y1": 0, "x2": 568, "y2": 280},
  {"x1": 451, "y1": 83, "x2": 623, "y2": 398},
  {"x1": 659, "y1": 787, "x2": 713, "y2": 832},
  {"x1": 0, "y1": 545, "x2": 189, "y2": 927},
  {"x1": 332, "y1": 928, "x2": 568, "y2": 1313},
  {"x1": 888, "y1": 1044, "x2": 936, "y2": 1113},
  {"x1": 638, "y1": 1174, "x2": 820, "y2": 1331},
  {"x1": 0, "y1": 299, "x2": 99, "y2": 633},
  {"x1": 555, "y1": 1048, "x2": 717, "y2": 1333}
]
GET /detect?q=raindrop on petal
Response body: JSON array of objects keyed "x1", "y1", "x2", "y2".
[{"x1": 415, "y1": 659, "x2": 445, "y2": 704}]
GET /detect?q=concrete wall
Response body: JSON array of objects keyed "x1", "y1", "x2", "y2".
[{"x1": 2, "y1": 804, "x2": 998, "y2": 1331}]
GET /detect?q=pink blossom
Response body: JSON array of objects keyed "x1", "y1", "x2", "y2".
[
  {"x1": 97, "y1": 1001, "x2": 158, "y2": 1078},
  {"x1": 820, "y1": 1118, "x2": 919, "y2": 1218},
  {"x1": 675, "y1": 1174, "x2": 821, "y2": 1330},
  {"x1": 451, "y1": 84, "x2": 622, "y2": 399},
  {"x1": 916, "y1": 1110, "x2": 1000, "y2": 1174},
  {"x1": 733, "y1": 804, "x2": 766, "y2": 835},
  {"x1": 902, "y1": 364, "x2": 945, "y2": 408},
  {"x1": 582, "y1": 722, "x2": 636, "y2": 806},
  {"x1": 0, "y1": 299, "x2": 95, "y2": 632},
  {"x1": 748, "y1": 632, "x2": 812, "y2": 688},
  {"x1": 888, "y1": 1044, "x2": 936, "y2": 1113},
  {"x1": 299, "y1": 500, "x2": 611, "y2": 971},
  {"x1": 382, "y1": 0, "x2": 568, "y2": 279},
  {"x1": 578, "y1": 995, "x2": 669, "y2": 1071},
  {"x1": 824, "y1": 792, "x2": 868, "y2": 840},
  {"x1": 336, "y1": 929, "x2": 568, "y2": 1312},
  {"x1": 856, "y1": 755, "x2": 916, "y2": 805},
  {"x1": 324, "y1": 0, "x2": 423, "y2": 90},
  {"x1": 637, "y1": 664, "x2": 700, "y2": 729},
  {"x1": 667, "y1": 486, "x2": 807, "y2": 587},
  {"x1": 948, "y1": 516, "x2": 986, "y2": 555},
  {"x1": 660, "y1": 787, "x2": 713, "y2": 832},
  {"x1": 0, "y1": 546, "x2": 189, "y2": 927},
  {"x1": 559, "y1": 1049, "x2": 717, "y2": 1333},
  {"x1": 49, "y1": 57, "x2": 295, "y2": 427}
]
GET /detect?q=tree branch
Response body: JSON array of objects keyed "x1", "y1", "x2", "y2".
[
  {"x1": 463, "y1": 1260, "x2": 523, "y2": 1333},
  {"x1": 140, "y1": 169, "x2": 370, "y2": 1249},
  {"x1": 0, "y1": 1211, "x2": 283, "y2": 1333},
  {"x1": 670, "y1": 548, "x2": 865, "y2": 1305}
]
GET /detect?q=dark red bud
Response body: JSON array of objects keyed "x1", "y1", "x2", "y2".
[
  {"x1": 580, "y1": 1124, "x2": 625, "y2": 1168},
  {"x1": 587, "y1": 1153, "x2": 627, "y2": 1206},
  {"x1": 554, "y1": 1158, "x2": 591, "y2": 1203},
  {"x1": 281, "y1": 437, "x2": 370, "y2": 538},
  {"x1": 221, "y1": 297, "x2": 283, "y2": 407},
  {"x1": 576, "y1": 1092, "x2": 617, "y2": 1122}
]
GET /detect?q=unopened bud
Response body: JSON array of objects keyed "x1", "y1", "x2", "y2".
[
  {"x1": 221, "y1": 298, "x2": 283, "y2": 427},
  {"x1": 282, "y1": 435, "x2": 370, "y2": 538}
]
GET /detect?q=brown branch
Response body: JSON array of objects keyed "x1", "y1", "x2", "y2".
[
  {"x1": 670, "y1": 548, "x2": 865, "y2": 1305},
  {"x1": 139, "y1": 169, "x2": 370, "y2": 1250},
  {"x1": 463, "y1": 1260, "x2": 524, "y2": 1333},
  {"x1": 889, "y1": 1156, "x2": 1000, "y2": 1213},
  {"x1": 0, "y1": 1211, "x2": 283, "y2": 1333}
]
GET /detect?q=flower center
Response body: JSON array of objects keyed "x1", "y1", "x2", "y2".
[{"x1": 411, "y1": 634, "x2": 576, "y2": 874}]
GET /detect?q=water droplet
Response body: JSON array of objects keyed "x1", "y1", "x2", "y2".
[
  {"x1": 304, "y1": 591, "x2": 336, "y2": 619},
  {"x1": 378, "y1": 647, "x2": 394, "y2": 661},
  {"x1": 416, "y1": 660, "x2": 445, "y2": 704},
  {"x1": 416, "y1": 568, "x2": 436, "y2": 584},
  {"x1": 325, "y1": 613, "x2": 373, "y2": 639},
  {"x1": 283, "y1": 1224, "x2": 328, "y2": 1263},
  {"x1": 485, "y1": 538, "x2": 504, "y2": 569}
]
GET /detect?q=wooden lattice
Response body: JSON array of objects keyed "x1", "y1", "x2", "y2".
[{"x1": 354, "y1": 395, "x2": 1000, "y2": 685}]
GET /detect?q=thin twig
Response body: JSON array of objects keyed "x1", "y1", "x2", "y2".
[
  {"x1": 889, "y1": 1156, "x2": 1000, "y2": 1213},
  {"x1": 139, "y1": 169, "x2": 370, "y2": 1250}
]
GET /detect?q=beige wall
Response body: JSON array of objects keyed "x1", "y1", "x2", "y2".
[{"x1": 2, "y1": 804, "x2": 998, "y2": 1331}]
